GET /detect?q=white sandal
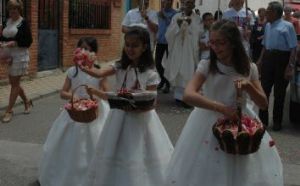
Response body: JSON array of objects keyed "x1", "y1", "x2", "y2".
[{"x1": 2, "y1": 111, "x2": 13, "y2": 123}]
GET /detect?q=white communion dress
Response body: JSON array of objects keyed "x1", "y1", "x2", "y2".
[
  {"x1": 165, "y1": 60, "x2": 283, "y2": 186},
  {"x1": 84, "y1": 65, "x2": 174, "y2": 186},
  {"x1": 39, "y1": 67, "x2": 110, "y2": 186}
]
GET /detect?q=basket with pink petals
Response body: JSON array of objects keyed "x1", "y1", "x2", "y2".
[
  {"x1": 212, "y1": 81, "x2": 265, "y2": 155},
  {"x1": 65, "y1": 85, "x2": 98, "y2": 123},
  {"x1": 212, "y1": 115, "x2": 265, "y2": 155}
]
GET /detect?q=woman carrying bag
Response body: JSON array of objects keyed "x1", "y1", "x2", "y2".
[{"x1": 0, "y1": 0, "x2": 33, "y2": 123}]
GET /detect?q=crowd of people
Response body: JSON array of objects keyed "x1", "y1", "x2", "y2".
[{"x1": 0, "y1": 0, "x2": 300, "y2": 185}]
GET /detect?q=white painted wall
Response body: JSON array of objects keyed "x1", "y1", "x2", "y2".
[
  {"x1": 195, "y1": 0, "x2": 282, "y2": 15},
  {"x1": 247, "y1": 0, "x2": 278, "y2": 10}
]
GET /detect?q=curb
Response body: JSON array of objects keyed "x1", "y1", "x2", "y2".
[{"x1": 0, "y1": 89, "x2": 60, "y2": 111}]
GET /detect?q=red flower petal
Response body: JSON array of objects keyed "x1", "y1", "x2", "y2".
[{"x1": 269, "y1": 140, "x2": 275, "y2": 147}]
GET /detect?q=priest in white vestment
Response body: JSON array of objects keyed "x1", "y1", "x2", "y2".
[{"x1": 162, "y1": 0, "x2": 203, "y2": 104}]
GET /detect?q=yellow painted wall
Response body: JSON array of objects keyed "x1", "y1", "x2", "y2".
[
  {"x1": 131, "y1": 0, "x2": 161, "y2": 10},
  {"x1": 150, "y1": 0, "x2": 160, "y2": 10},
  {"x1": 132, "y1": 0, "x2": 138, "y2": 8}
]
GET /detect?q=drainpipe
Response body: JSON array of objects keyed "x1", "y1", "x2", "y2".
[{"x1": 0, "y1": 0, "x2": 2, "y2": 24}]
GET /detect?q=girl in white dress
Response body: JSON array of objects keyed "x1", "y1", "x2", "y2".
[
  {"x1": 38, "y1": 37, "x2": 110, "y2": 186},
  {"x1": 81, "y1": 27, "x2": 174, "y2": 186},
  {"x1": 165, "y1": 20, "x2": 283, "y2": 186}
]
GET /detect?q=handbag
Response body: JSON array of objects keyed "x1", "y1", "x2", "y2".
[{"x1": 0, "y1": 47, "x2": 12, "y2": 64}]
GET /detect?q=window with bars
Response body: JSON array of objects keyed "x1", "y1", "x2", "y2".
[
  {"x1": 39, "y1": 0, "x2": 58, "y2": 29},
  {"x1": 69, "y1": 0, "x2": 111, "y2": 29}
]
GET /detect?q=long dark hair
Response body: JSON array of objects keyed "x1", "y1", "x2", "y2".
[
  {"x1": 77, "y1": 37, "x2": 98, "y2": 53},
  {"x1": 73, "y1": 37, "x2": 99, "y2": 77},
  {"x1": 209, "y1": 20, "x2": 250, "y2": 76},
  {"x1": 116, "y1": 26, "x2": 154, "y2": 73}
]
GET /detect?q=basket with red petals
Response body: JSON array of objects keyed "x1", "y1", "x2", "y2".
[
  {"x1": 106, "y1": 67, "x2": 156, "y2": 110},
  {"x1": 65, "y1": 85, "x2": 98, "y2": 123},
  {"x1": 212, "y1": 115, "x2": 265, "y2": 155},
  {"x1": 107, "y1": 88, "x2": 156, "y2": 110},
  {"x1": 212, "y1": 81, "x2": 265, "y2": 155}
]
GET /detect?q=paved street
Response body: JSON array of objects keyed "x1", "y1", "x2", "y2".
[{"x1": 0, "y1": 72, "x2": 299, "y2": 186}]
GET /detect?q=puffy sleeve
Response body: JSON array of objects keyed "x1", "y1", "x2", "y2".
[
  {"x1": 196, "y1": 59, "x2": 210, "y2": 77},
  {"x1": 66, "y1": 66, "x2": 76, "y2": 79},
  {"x1": 146, "y1": 70, "x2": 160, "y2": 86},
  {"x1": 249, "y1": 63, "x2": 259, "y2": 81}
]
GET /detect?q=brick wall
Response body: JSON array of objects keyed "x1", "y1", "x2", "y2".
[
  {"x1": 27, "y1": 0, "x2": 38, "y2": 76},
  {"x1": 61, "y1": 0, "x2": 123, "y2": 68}
]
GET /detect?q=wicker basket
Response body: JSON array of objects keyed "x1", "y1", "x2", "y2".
[
  {"x1": 212, "y1": 116, "x2": 265, "y2": 155},
  {"x1": 107, "y1": 91, "x2": 156, "y2": 110},
  {"x1": 212, "y1": 81, "x2": 265, "y2": 155},
  {"x1": 107, "y1": 67, "x2": 156, "y2": 110},
  {"x1": 66, "y1": 85, "x2": 98, "y2": 123}
]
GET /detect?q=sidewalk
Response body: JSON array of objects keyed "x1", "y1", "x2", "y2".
[{"x1": 0, "y1": 69, "x2": 66, "y2": 110}]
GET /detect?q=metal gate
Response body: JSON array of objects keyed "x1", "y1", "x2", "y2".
[{"x1": 38, "y1": 0, "x2": 59, "y2": 71}]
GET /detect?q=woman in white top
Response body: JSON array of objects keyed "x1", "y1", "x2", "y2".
[{"x1": 0, "y1": 0, "x2": 33, "y2": 123}]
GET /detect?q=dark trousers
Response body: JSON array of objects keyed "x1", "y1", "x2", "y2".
[
  {"x1": 251, "y1": 42, "x2": 263, "y2": 63},
  {"x1": 155, "y1": 43, "x2": 170, "y2": 87},
  {"x1": 259, "y1": 50, "x2": 290, "y2": 126}
]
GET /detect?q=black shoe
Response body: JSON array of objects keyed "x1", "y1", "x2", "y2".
[
  {"x1": 272, "y1": 123, "x2": 282, "y2": 131},
  {"x1": 157, "y1": 82, "x2": 164, "y2": 90},
  {"x1": 175, "y1": 99, "x2": 193, "y2": 109},
  {"x1": 175, "y1": 99, "x2": 182, "y2": 105},
  {"x1": 29, "y1": 180, "x2": 40, "y2": 186},
  {"x1": 181, "y1": 102, "x2": 193, "y2": 109},
  {"x1": 175, "y1": 99, "x2": 184, "y2": 107},
  {"x1": 162, "y1": 86, "x2": 170, "y2": 94}
]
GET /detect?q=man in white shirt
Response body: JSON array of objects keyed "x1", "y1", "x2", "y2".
[
  {"x1": 223, "y1": 0, "x2": 254, "y2": 55},
  {"x1": 122, "y1": 0, "x2": 158, "y2": 50}
]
